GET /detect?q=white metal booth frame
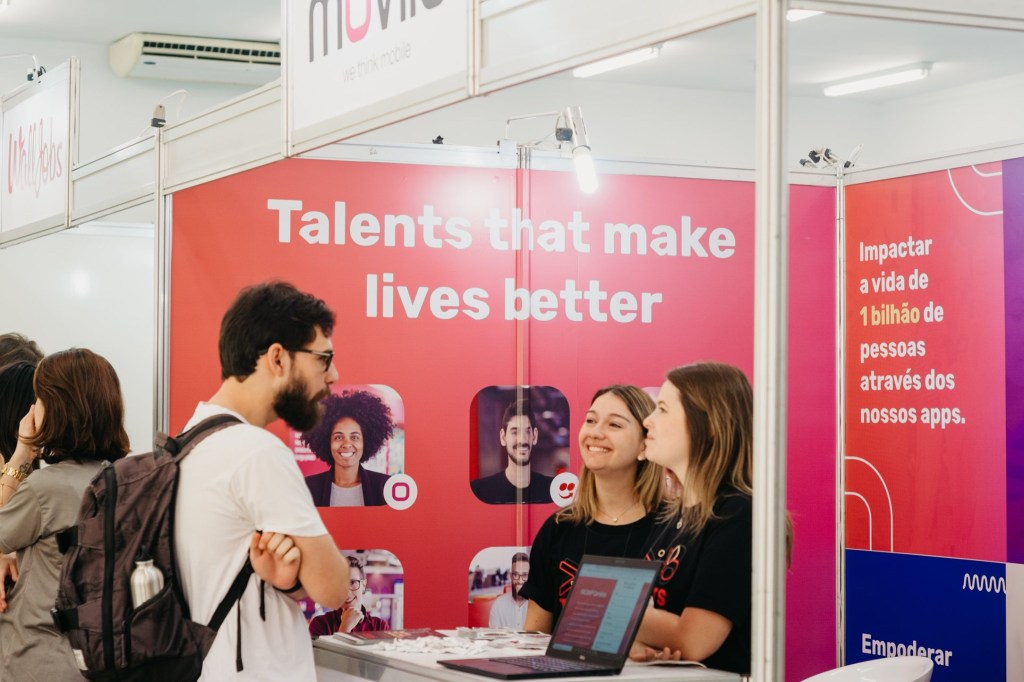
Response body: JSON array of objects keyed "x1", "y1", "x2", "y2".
[{"x1": 4, "y1": 1, "x2": 1024, "y2": 680}]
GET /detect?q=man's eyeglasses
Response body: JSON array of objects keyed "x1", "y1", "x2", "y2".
[
  {"x1": 348, "y1": 578, "x2": 365, "y2": 589},
  {"x1": 510, "y1": 572, "x2": 529, "y2": 581},
  {"x1": 290, "y1": 348, "x2": 334, "y2": 372},
  {"x1": 258, "y1": 346, "x2": 334, "y2": 372}
]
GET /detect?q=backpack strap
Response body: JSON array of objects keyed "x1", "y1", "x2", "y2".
[
  {"x1": 173, "y1": 414, "x2": 250, "y2": 670},
  {"x1": 208, "y1": 558, "x2": 254, "y2": 631},
  {"x1": 54, "y1": 526, "x2": 77, "y2": 554},
  {"x1": 161, "y1": 412, "x2": 243, "y2": 460},
  {"x1": 208, "y1": 557, "x2": 255, "y2": 673}
]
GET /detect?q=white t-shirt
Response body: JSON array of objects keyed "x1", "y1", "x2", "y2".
[
  {"x1": 175, "y1": 403, "x2": 328, "y2": 681},
  {"x1": 488, "y1": 592, "x2": 528, "y2": 629}
]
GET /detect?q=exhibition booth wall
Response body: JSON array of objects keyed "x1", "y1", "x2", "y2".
[{"x1": 165, "y1": 155, "x2": 837, "y2": 681}]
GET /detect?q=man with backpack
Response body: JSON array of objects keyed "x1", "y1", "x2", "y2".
[{"x1": 174, "y1": 281, "x2": 349, "y2": 680}]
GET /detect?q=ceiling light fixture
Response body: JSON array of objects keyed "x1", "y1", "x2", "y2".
[
  {"x1": 823, "y1": 62, "x2": 931, "y2": 97},
  {"x1": 786, "y1": 10, "x2": 823, "y2": 22},
  {"x1": 572, "y1": 45, "x2": 661, "y2": 79}
]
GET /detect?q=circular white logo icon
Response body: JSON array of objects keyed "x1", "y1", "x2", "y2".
[
  {"x1": 384, "y1": 474, "x2": 418, "y2": 510},
  {"x1": 549, "y1": 472, "x2": 579, "y2": 508}
]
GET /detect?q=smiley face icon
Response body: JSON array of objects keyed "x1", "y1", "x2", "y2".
[{"x1": 549, "y1": 472, "x2": 579, "y2": 508}]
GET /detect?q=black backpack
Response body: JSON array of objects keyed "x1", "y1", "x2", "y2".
[{"x1": 52, "y1": 414, "x2": 253, "y2": 682}]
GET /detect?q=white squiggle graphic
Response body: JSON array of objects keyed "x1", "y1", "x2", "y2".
[
  {"x1": 844, "y1": 491, "x2": 873, "y2": 550},
  {"x1": 962, "y1": 573, "x2": 1006, "y2": 594},
  {"x1": 947, "y1": 168, "x2": 1002, "y2": 216},
  {"x1": 845, "y1": 456, "x2": 894, "y2": 551},
  {"x1": 971, "y1": 165, "x2": 1002, "y2": 178}
]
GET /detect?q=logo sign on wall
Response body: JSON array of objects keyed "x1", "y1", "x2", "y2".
[
  {"x1": 285, "y1": 0, "x2": 469, "y2": 152},
  {"x1": 0, "y1": 60, "x2": 77, "y2": 241}
]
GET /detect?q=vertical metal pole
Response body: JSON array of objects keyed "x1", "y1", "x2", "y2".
[
  {"x1": 834, "y1": 163, "x2": 847, "y2": 668},
  {"x1": 513, "y1": 144, "x2": 532, "y2": 547},
  {"x1": 152, "y1": 126, "x2": 169, "y2": 437},
  {"x1": 753, "y1": 0, "x2": 788, "y2": 680},
  {"x1": 65, "y1": 58, "x2": 81, "y2": 232}
]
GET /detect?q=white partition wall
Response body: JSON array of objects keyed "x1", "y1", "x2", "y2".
[{"x1": 0, "y1": 224, "x2": 155, "y2": 452}]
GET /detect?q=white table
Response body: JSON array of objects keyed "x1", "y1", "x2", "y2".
[{"x1": 313, "y1": 633, "x2": 743, "y2": 682}]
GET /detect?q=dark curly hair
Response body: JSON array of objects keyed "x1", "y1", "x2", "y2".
[{"x1": 302, "y1": 390, "x2": 395, "y2": 466}]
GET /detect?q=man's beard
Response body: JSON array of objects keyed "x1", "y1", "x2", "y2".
[
  {"x1": 506, "y1": 445, "x2": 531, "y2": 466},
  {"x1": 511, "y1": 583, "x2": 521, "y2": 599},
  {"x1": 275, "y1": 377, "x2": 326, "y2": 431}
]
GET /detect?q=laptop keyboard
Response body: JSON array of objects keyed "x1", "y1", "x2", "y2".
[{"x1": 495, "y1": 656, "x2": 602, "y2": 672}]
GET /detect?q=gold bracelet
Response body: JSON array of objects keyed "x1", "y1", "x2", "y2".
[{"x1": 1, "y1": 464, "x2": 27, "y2": 481}]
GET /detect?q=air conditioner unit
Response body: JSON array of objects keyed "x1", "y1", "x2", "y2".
[{"x1": 110, "y1": 33, "x2": 280, "y2": 86}]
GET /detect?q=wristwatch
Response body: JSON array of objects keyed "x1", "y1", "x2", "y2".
[{"x1": 1, "y1": 464, "x2": 29, "y2": 481}]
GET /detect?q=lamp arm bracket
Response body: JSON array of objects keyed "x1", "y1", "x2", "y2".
[{"x1": 505, "y1": 111, "x2": 561, "y2": 140}]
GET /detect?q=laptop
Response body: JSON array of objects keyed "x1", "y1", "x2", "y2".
[{"x1": 440, "y1": 555, "x2": 660, "y2": 679}]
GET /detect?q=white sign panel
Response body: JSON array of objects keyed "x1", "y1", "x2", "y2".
[
  {"x1": 1, "y1": 64, "x2": 74, "y2": 237},
  {"x1": 287, "y1": 0, "x2": 469, "y2": 150}
]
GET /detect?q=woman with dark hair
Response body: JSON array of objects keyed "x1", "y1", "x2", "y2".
[
  {"x1": 630, "y1": 362, "x2": 768, "y2": 675},
  {"x1": 0, "y1": 348, "x2": 129, "y2": 681},
  {"x1": 302, "y1": 390, "x2": 396, "y2": 507},
  {"x1": 0, "y1": 333, "x2": 43, "y2": 372},
  {"x1": 0, "y1": 362, "x2": 36, "y2": 466},
  {"x1": 521, "y1": 385, "x2": 664, "y2": 632}
]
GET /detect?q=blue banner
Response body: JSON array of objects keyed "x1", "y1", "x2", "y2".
[{"x1": 845, "y1": 550, "x2": 1005, "y2": 681}]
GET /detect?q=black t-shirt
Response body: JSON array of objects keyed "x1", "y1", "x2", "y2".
[
  {"x1": 520, "y1": 511, "x2": 654, "y2": 626},
  {"x1": 644, "y1": 492, "x2": 752, "y2": 675},
  {"x1": 470, "y1": 471, "x2": 554, "y2": 504}
]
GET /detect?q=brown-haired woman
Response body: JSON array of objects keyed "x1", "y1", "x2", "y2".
[
  {"x1": 0, "y1": 348, "x2": 129, "y2": 681},
  {"x1": 521, "y1": 385, "x2": 663, "y2": 632},
  {"x1": 630, "y1": 361, "x2": 761, "y2": 674}
]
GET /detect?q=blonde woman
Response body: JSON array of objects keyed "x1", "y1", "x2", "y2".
[
  {"x1": 521, "y1": 385, "x2": 663, "y2": 632},
  {"x1": 631, "y1": 362, "x2": 762, "y2": 674}
]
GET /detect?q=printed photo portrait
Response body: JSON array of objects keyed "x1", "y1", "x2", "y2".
[
  {"x1": 303, "y1": 549, "x2": 404, "y2": 637},
  {"x1": 470, "y1": 385, "x2": 570, "y2": 505},
  {"x1": 467, "y1": 546, "x2": 531, "y2": 630},
  {"x1": 289, "y1": 384, "x2": 405, "y2": 507}
]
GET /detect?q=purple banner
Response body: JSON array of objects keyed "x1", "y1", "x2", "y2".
[{"x1": 1005, "y1": 157, "x2": 1024, "y2": 563}]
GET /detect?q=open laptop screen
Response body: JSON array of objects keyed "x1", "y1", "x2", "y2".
[{"x1": 549, "y1": 558, "x2": 655, "y2": 657}]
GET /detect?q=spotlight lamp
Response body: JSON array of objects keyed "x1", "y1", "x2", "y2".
[
  {"x1": 561, "y1": 106, "x2": 598, "y2": 194},
  {"x1": 500, "y1": 106, "x2": 599, "y2": 195},
  {"x1": 0, "y1": 52, "x2": 44, "y2": 82},
  {"x1": 151, "y1": 104, "x2": 167, "y2": 128},
  {"x1": 798, "y1": 144, "x2": 863, "y2": 172}
]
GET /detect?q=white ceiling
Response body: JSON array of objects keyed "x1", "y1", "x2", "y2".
[
  {"x1": 563, "y1": 14, "x2": 1024, "y2": 101},
  {"x1": 0, "y1": 0, "x2": 280, "y2": 44},
  {"x1": 2, "y1": 1, "x2": 1023, "y2": 100}
]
